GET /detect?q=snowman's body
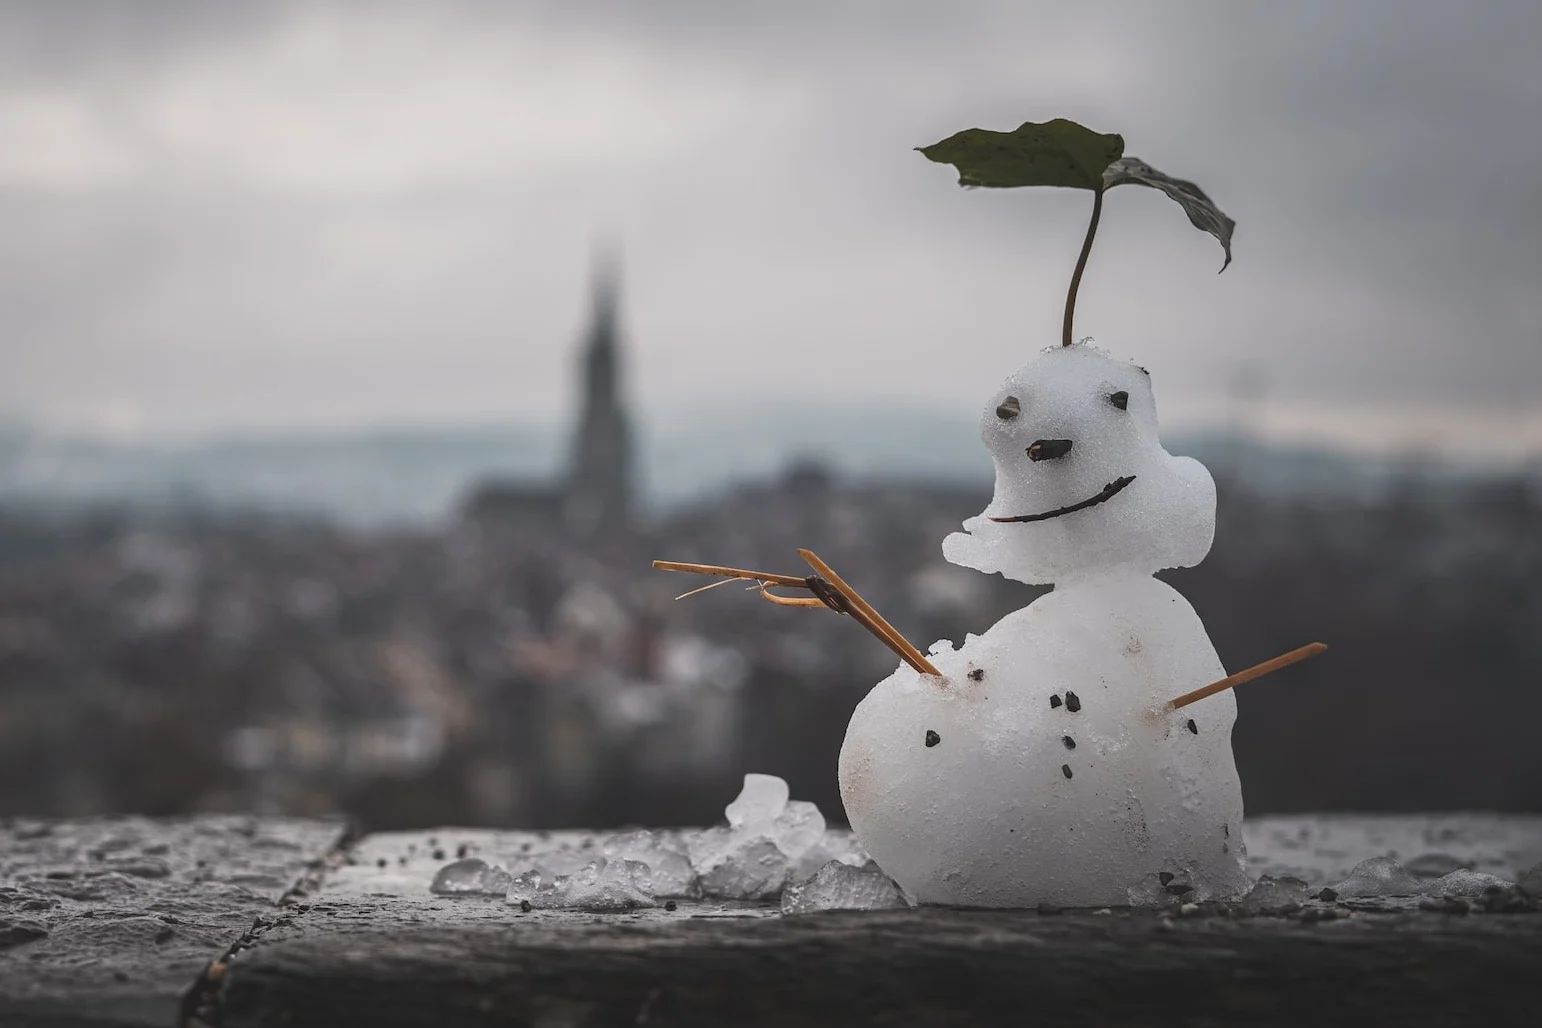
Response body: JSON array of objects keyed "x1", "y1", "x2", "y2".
[{"x1": 838, "y1": 344, "x2": 1250, "y2": 907}]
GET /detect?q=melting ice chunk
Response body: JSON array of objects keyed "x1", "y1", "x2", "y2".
[
  {"x1": 1330, "y1": 857, "x2": 1425, "y2": 898},
  {"x1": 1425, "y1": 869, "x2": 1515, "y2": 898},
  {"x1": 782, "y1": 860, "x2": 908, "y2": 914},
  {"x1": 506, "y1": 859, "x2": 656, "y2": 910},
  {"x1": 1241, "y1": 875, "x2": 1311, "y2": 912},
  {"x1": 726, "y1": 773, "x2": 790, "y2": 830},
  {"x1": 603, "y1": 830, "x2": 695, "y2": 898},
  {"x1": 774, "y1": 800, "x2": 826, "y2": 859},
  {"x1": 697, "y1": 836, "x2": 790, "y2": 901},
  {"x1": 429, "y1": 858, "x2": 513, "y2": 896},
  {"x1": 505, "y1": 868, "x2": 547, "y2": 906},
  {"x1": 562, "y1": 858, "x2": 656, "y2": 910},
  {"x1": 684, "y1": 776, "x2": 834, "y2": 900}
]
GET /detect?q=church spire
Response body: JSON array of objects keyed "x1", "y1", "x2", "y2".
[{"x1": 563, "y1": 247, "x2": 634, "y2": 537}]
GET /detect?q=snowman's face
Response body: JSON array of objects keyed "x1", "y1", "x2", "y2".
[{"x1": 942, "y1": 344, "x2": 1215, "y2": 584}]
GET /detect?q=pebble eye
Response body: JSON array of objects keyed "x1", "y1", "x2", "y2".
[
  {"x1": 1108, "y1": 390, "x2": 1129, "y2": 411},
  {"x1": 996, "y1": 395, "x2": 1021, "y2": 420}
]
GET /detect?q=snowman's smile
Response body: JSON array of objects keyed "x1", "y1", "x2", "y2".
[{"x1": 989, "y1": 475, "x2": 1136, "y2": 524}]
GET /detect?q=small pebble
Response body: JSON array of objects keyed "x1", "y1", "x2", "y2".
[
  {"x1": 1062, "y1": 736, "x2": 1076, "y2": 750},
  {"x1": 1317, "y1": 887, "x2": 1338, "y2": 902},
  {"x1": 925, "y1": 730, "x2": 940, "y2": 748},
  {"x1": 1050, "y1": 695, "x2": 1062, "y2": 708},
  {"x1": 1186, "y1": 719, "x2": 1197, "y2": 735},
  {"x1": 665, "y1": 901, "x2": 678, "y2": 911},
  {"x1": 1065, "y1": 691, "x2": 1081, "y2": 712},
  {"x1": 433, "y1": 849, "x2": 445, "y2": 861},
  {"x1": 1159, "y1": 872, "x2": 1175, "y2": 886},
  {"x1": 1061, "y1": 764, "x2": 1073, "y2": 779},
  {"x1": 520, "y1": 899, "x2": 532, "y2": 913},
  {"x1": 967, "y1": 668, "x2": 984, "y2": 681},
  {"x1": 456, "y1": 844, "x2": 469, "y2": 859}
]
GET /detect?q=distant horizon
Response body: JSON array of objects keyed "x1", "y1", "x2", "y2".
[{"x1": 2, "y1": 395, "x2": 1535, "y2": 469}]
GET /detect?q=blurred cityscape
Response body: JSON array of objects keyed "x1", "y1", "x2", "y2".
[{"x1": 0, "y1": 268, "x2": 1538, "y2": 832}]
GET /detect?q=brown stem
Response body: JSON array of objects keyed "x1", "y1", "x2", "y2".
[{"x1": 1062, "y1": 186, "x2": 1104, "y2": 348}]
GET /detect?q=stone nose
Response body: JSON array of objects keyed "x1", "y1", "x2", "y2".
[{"x1": 1027, "y1": 438, "x2": 1073, "y2": 462}]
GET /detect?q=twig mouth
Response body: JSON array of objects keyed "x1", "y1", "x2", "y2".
[{"x1": 988, "y1": 474, "x2": 1136, "y2": 523}]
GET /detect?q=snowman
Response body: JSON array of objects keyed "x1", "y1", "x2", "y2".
[
  {"x1": 837, "y1": 340, "x2": 1250, "y2": 908},
  {"x1": 656, "y1": 118, "x2": 1320, "y2": 908}
]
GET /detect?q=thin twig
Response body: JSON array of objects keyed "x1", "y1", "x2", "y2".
[
  {"x1": 798, "y1": 549, "x2": 941, "y2": 677},
  {"x1": 674, "y1": 577, "x2": 741, "y2": 601},
  {"x1": 1167, "y1": 642, "x2": 1327, "y2": 711},
  {"x1": 652, "y1": 559, "x2": 808, "y2": 589}
]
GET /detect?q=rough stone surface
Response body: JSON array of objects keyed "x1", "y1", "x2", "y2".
[
  {"x1": 222, "y1": 903, "x2": 1542, "y2": 1027},
  {"x1": 2, "y1": 815, "x2": 1540, "y2": 1027},
  {"x1": 0, "y1": 815, "x2": 345, "y2": 1027},
  {"x1": 220, "y1": 816, "x2": 1542, "y2": 1027}
]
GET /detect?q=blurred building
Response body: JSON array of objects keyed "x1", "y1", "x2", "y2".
[{"x1": 464, "y1": 258, "x2": 634, "y2": 539}]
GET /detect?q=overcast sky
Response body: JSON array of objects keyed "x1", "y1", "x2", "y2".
[{"x1": 1, "y1": 0, "x2": 1538, "y2": 458}]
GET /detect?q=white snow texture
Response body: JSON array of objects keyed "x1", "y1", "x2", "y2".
[{"x1": 840, "y1": 342, "x2": 1250, "y2": 908}]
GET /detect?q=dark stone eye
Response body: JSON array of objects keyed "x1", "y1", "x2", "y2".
[
  {"x1": 1108, "y1": 390, "x2": 1129, "y2": 411},
  {"x1": 996, "y1": 395, "x2": 1020, "y2": 419}
]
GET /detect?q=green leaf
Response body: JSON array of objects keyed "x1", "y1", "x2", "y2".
[
  {"x1": 1103, "y1": 157, "x2": 1235, "y2": 271},
  {"x1": 918, "y1": 118, "x2": 1124, "y2": 191}
]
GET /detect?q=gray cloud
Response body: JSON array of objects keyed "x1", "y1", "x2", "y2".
[{"x1": 0, "y1": 0, "x2": 1537, "y2": 455}]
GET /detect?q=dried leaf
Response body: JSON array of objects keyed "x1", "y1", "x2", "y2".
[
  {"x1": 918, "y1": 118, "x2": 1124, "y2": 191},
  {"x1": 1103, "y1": 157, "x2": 1235, "y2": 271}
]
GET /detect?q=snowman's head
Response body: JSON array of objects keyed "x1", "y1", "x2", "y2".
[{"x1": 943, "y1": 344, "x2": 1215, "y2": 584}]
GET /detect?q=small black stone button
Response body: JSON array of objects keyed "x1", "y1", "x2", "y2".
[
  {"x1": 967, "y1": 668, "x2": 985, "y2": 681},
  {"x1": 1186, "y1": 719, "x2": 1198, "y2": 735},
  {"x1": 1318, "y1": 887, "x2": 1338, "y2": 902},
  {"x1": 1061, "y1": 764, "x2": 1073, "y2": 779},
  {"x1": 1062, "y1": 736, "x2": 1076, "y2": 750},
  {"x1": 925, "y1": 730, "x2": 941, "y2": 748},
  {"x1": 1065, "y1": 691, "x2": 1081, "y2": 712},
  {"x1": 520, "y1": 899, "x2": 532, "y2": 912},
  {"x1": 1050, "y1": 694, "x2": 1062, "y2": 708},
  {"x1": 665, "y1": 900, "x2": 678, "y2": 911}
]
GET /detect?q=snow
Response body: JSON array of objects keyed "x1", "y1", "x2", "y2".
[
  {"x1": 427, "y1": 773, "x2": 882, "y2": 910},
  {"x1": 687, "y1": 775, "x2": 835, "y2": 900},
  {"x1": 725, "y1": 773, "x2": 789, "y2": 830},
  {"x1": 602, "y1": 830, "x2": 695, "y2": 898},
  {"x1": 1330, "y1": 856, "x2": 1427, "y2": 898},
  {"x1": 1330, "y1": 856, "x2": 1517, "y2": 899},
  {"x1": 840, "y1": 341, "x2": 1249, "y2": 908},
  {"x1": 503, "y1": 858, "x2": 656, "y2": 911},
  {"x1": 1240, "y1": 875, "x2": 1312, "y2": 912},
  {"x1": 942, "y1": 344, "x2": 1215, "y2": 584}
]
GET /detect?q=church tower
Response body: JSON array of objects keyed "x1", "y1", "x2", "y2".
[{"x1": 563, "y1": 254, "x2": 634, "y2": 537}]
